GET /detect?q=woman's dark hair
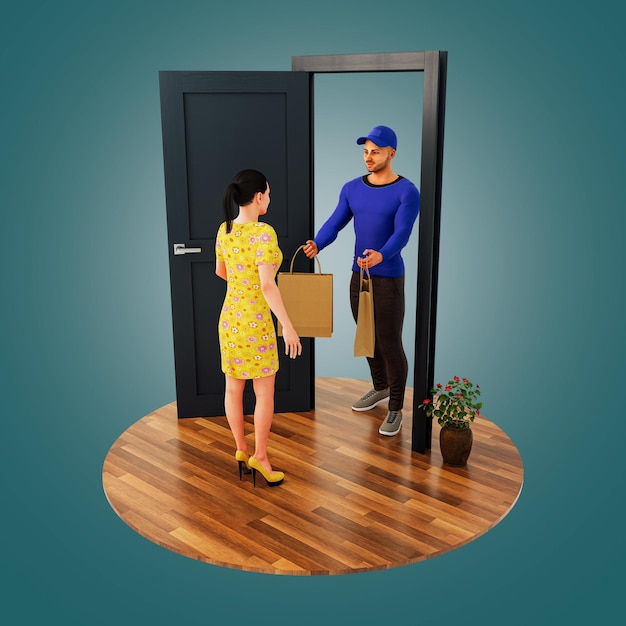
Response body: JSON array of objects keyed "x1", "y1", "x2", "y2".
[{"x1": 222, "y1": 169, "x2": 268, "y2": 233}]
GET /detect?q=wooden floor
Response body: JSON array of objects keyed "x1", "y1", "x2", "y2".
[{"x1": 102, "y1": 378, "x2": 523, "y2": 575}]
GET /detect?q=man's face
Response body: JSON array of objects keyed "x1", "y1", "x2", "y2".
[{"x1": 363, "y1": 140, "x2": 395, "y2": 173}]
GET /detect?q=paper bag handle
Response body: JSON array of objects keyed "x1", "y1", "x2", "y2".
[
  {"x1": 289, "y1": 245, "x2": 323, "y2": 274},
  {"x1": 359, "y1": 265, "x2": 371, "y2": 288}
]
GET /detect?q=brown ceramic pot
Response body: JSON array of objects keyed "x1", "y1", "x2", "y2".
[{"x1": 439, "y1": 424, "x2": 473, "y2": 467}]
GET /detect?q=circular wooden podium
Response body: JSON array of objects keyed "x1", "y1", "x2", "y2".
[{"x1": 103, "y1": 378, "x2": 523, "y2": 575}]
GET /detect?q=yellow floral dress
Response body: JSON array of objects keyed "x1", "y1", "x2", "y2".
[{"x1": 215, "y1": 221, "x2": 283, "y2": 379}]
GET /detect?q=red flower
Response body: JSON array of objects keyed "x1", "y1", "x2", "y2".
[
  {"x1": 456, "y1": 393, "x2": 463, "y2": 398},
  {"x1": 437, "y1": 383, "x2": 443, "y2": 389},
  {"x1": 462, "y1": 378, "x2": 468, "y2": 383},
  {"x1": 423, "y1": 398, "x2": 432, "y2": 404},
  {"x1": 445, "y1": 385, "x2": 452, "y2": 391},
  {"x1": 454, "y1": 376, "x2": 460, "y2": 382}
]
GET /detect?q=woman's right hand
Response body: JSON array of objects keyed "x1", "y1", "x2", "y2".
[{"x1": 303, "y1": 240, "x2": 318, "y2": 258}]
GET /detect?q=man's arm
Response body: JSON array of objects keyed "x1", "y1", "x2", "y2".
[
  {"x1": 305, "y1": 183, "x2": 354, "y2": 255},
  {"x1": 378, "y1": 185, "x2": 420, "y2": 262}
]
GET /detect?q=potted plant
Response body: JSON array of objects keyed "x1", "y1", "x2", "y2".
[{"x1": 418, "y1": 376, "x2": 482, "y2": 467}]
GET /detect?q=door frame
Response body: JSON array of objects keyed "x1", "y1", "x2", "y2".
[{"x1": 292, "y1": 52, "x2": 447, "y2": 453}]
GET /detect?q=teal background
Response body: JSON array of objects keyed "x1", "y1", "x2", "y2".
[{"x1": 1, "y1": 1, "x2": 624, "y2": 623}]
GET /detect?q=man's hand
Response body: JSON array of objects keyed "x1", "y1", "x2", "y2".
[
  {"x1": 357, "y1": 249, "x2": 383, "y2": 269},
  {"x1": 303, "y1": 240, "x2": 318, "y2": 258}
]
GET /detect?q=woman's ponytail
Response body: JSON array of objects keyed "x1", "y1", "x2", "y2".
[
  {"x1": 221, "y1": 169, "x2": 268, "y2": 233},
  {"x1": 222, "y1": 183, "x2": 238, "y2": 234}
]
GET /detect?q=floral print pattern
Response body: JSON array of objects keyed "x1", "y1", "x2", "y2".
[{"x1": 215, "y1": 222, "x2": 282, "y2": 379}]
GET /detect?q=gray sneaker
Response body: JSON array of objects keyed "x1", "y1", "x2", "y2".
[
  {"x1": 379, "y1": 410, "x2": 402, "y2": 436},
  {"x1": 352, "y1": 388, "x2": 390, "y2": 411}
]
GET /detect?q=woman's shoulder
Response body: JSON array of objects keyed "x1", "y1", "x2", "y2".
[{"x1": 252, "y1": 222, "x2": 278, "y2": 238}]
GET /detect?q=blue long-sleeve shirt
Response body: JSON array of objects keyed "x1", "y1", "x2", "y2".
[{"x1": 314, "y1": 175, "x2": 420, "y2": 278}]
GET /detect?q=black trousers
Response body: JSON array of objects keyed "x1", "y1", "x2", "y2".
[{"x1": 350, "y1": 272, "x2": 408, "y2": 412}]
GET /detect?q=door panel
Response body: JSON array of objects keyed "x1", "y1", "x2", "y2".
[{"x1": 160, "y1": 71, "x2": 313, "y2": 417}]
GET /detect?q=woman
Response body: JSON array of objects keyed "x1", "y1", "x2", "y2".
[{"x1": 215, "y1": 169, "x2": 302, "y2": 486}]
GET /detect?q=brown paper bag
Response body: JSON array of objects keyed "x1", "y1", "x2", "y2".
[
  {"x1": 354, "y1": 266, "x2": 375, "y2": 357},
  {"x1": 277, "y1": 245, "x2": 333, "y2": 338}
]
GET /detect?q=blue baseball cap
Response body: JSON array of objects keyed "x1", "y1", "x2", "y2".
[{"x1": 356, "y1": 125, "x2": 397, "y2": 149}]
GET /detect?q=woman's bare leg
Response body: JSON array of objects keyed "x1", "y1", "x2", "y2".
[
  {"x1": 251, "y1": 375, "x2": 276, "y2": 472},
  {"x1": 224, "y1": 375, "x2": 247, "y2": 452}
]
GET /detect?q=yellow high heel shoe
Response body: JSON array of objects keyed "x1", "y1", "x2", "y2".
[
  {"x1": 235, "y1": 450, "x2": 251, "y2": 480},
  {"x1": 248, "y1": 456, "x2": 284, "y2": 487}
]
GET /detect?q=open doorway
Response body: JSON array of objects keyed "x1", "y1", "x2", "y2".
[
  {"x1": 295, "y1": 51, "x2": 447, "y2": 452},
  {"x1": 312, "y1": 70, "x2": 424, "y2": 383}
]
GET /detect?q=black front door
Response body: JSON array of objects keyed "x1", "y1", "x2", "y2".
[{"x1": 159, "y1": 71, "x2": 313, "y2": 417}]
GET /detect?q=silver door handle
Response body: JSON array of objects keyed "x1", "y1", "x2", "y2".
[{"x1": 173, "y1": 243, "x2": 202, "y2": 255}]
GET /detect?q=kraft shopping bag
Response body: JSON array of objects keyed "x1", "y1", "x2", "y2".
[
  {"x1": 277, "y1": 245, "x2": 333, "y2": 338},
  {"x1": 354, "y1": 266, "x2": 375, "y2": 357}
]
